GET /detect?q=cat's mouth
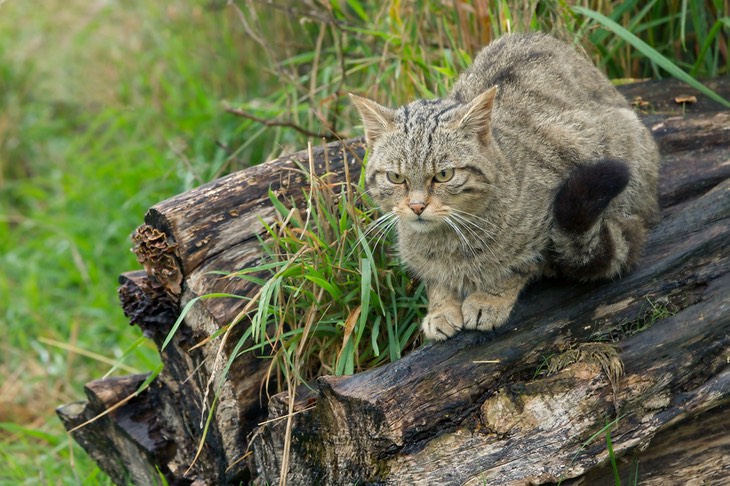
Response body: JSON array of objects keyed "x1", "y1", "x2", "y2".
[{"x1": 402, "y1": 214, "x2": 442, "y2": 232}]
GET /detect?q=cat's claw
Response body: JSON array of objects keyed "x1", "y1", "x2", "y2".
[
  {"x1": 421, "y1": 306, "x2": 463, "y2": 341},
  {"x1": 461, "y1": 292, "x2": 513, "y2": 332}
]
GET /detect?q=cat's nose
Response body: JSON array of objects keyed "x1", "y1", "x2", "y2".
[{"x1": 409, "y1": 202, "x2": 426, "y2": 215}]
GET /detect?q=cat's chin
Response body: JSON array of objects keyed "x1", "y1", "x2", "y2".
[{"x1": 402, "y1": 217, "x2": 442, "y2": 233}]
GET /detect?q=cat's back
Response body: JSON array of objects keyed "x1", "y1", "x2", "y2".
[
  {"x1": 449, "y1": 32, "x2": 659, "y2": 230},
  {"x1": 450, "y1": 32, "x2": 626, "y2": 109}
]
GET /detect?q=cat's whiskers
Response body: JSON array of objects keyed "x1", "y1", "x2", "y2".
[
  {"x1": 365, "y1": 212, "x2": 397, "y2": 234},
  {"x1": 362, "y1": 213, "x2": 396, "y2": 244},
  {"x1": 372, "y1": 216, "x2": 399, "y2": 251},
  {"x1": 448, "y1": 211, "x2": 498, "y2": 244},
  {"x1": 353, "y1": 211, "x2": 398, "y2": 257},
  {"x1": 442, "y1": 216, "x2": 480, "y2": 258},
  {"x1": 447, "y1": 212, "x2": 501, "y2": 262},
  {"x1": 452, "y1": 218, "x2": 496, "y2": 247},
  {"x1": 450, "y1": 208, "x2": 500, "y2": 234},
  {"x1": 449, "y1": 211, "x2": 503, "y2": 261}
]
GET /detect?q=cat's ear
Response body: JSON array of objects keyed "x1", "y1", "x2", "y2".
[
  {"x1": 349, "y1": 93, "x2": 397, "y2": 146},
  {"x1": 452, "y1": 86, "x2": 497, "y2": 142}
]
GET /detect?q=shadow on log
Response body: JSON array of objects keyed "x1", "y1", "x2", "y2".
[{"x1": 57, "y1": 78, "x2": 730, "y2": 485}]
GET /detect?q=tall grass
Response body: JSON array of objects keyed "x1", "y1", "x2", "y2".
[
  {"x1": 226, "y1": 0, "x2": 728, "y2": 153},
  {"x1": 1, "y1": 0, "x2": 727, "y2": 482},
  {"x1": 229, "y1": 149, "x2": 425, "y2": 384},
  {"x1": 0, "y1": 0, "x2": 276, "y2": 482}
]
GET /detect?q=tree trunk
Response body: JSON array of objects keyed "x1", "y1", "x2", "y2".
[{"x1": 58, "y1": 78, "x2": 730, "y2": 485}]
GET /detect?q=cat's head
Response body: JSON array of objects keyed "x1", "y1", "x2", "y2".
[{"x1": 350, "y1": 87, "x2": 498, "y2": 233}]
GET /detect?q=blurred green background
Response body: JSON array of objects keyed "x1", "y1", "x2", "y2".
[{"x1": 0, "y1": 0, "x2": 726, "y2": 483}]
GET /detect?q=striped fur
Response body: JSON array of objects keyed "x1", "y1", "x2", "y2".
[{"x1": 351, "y1": 33, "x2": 659, "y2": 341}]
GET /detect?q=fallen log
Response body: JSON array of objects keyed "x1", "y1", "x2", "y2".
[
  {"x1": 58, "y1": 77, "x2": 730, "y2": 485},
  {"x1": 251, "y1": 178, "x2": 728, "y2": 483}
]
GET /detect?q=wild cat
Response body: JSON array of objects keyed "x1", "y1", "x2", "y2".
[{"x1": 350, "y1": 33, "x2": 659, "y2": 340}]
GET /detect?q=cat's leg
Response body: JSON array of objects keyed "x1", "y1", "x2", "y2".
[
  {"x1": 422, "y1": 284, "x2": 463, "y2": 341},
  {"x1": 552, "y1": 159, "x2": 647, "y2": 279},
  {"x1": 461, "y1": 272, "x2": 531, "y2": 332}
]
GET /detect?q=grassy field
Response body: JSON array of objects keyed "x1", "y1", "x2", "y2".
[
  {"x1": 0, "y1": 0, "x2": 726, "y2": 483},
  {"x1": 0, "y1": 2, "x2": 274, "y2": 482}
]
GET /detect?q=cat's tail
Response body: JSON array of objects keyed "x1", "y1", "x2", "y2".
[{"x1": 550, "y1": 159, "x2": 648, "y2": 280}]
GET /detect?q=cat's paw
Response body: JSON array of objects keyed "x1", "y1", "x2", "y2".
[
  {"x1": 421, "y1": 306, "x2": 463, "y2": 341},
  {"x1": 461, "y1": 292, "x2": 514, "y2": 332}
]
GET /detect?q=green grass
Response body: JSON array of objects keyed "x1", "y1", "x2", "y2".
[
  {"x1": 0, "y1": 1, "x2": 277, "y2": 482},
  {"x1": 0, "y1": 0, "x2": 727, "y2": 483},
  {"x1": 214, "y1": 155, "x2": 426, "y2": 385}
]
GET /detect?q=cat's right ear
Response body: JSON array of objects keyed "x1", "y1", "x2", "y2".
[{"x1": 349, "y1": 93, "x2": 396, "y2": 146}]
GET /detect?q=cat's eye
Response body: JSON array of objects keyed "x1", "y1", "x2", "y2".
[
  {"x1": 433, "y1": 168, "x2": 455, "y2": 183},
  {"x1": 386, "y1": 171, "x2": 406, "y2": 184}
]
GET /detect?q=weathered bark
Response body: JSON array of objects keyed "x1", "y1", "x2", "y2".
[
  {"x1": 58, "y1": 78, "x2": 729, "y2": 485},
  {"x1": 578, "y1": 404, "x2": 729, "y2": 485},
  {"x1": 56, "y1": 375, "x2": 164, "y2": 485}
]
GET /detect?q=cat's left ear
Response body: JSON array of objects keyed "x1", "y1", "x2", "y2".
[
  {"x1": 453, "y1": 86, "x2": 498, "y2": 143},
  {"x1": 349, "y1": 93, "x2": 397, "y2": 147}
]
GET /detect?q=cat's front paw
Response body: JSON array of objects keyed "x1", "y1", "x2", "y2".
[
  {"x1": 461, "y1": 292, "x2": 514, "y2": 332},
  {"x1": 421, "y1": 305, "x2": 463, "y2": 341}
]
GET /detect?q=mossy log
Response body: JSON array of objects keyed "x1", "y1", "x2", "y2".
[{"x1": 57, "y1": 78, "x2": 730, "y2": 485}]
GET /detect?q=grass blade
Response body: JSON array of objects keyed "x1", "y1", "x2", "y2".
[
  {"x1": 573, "y1": 6, "x2": 730, "y2": 108},
  {"x1": 691, "y1": 17, "x2": 730, "y2": 77},
  {"x1": 606, "y1": 427, "x2": 621, "y2": 486},
  {"x1": 161, "y1": 293, "x2": 248, "y2": 352}
]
